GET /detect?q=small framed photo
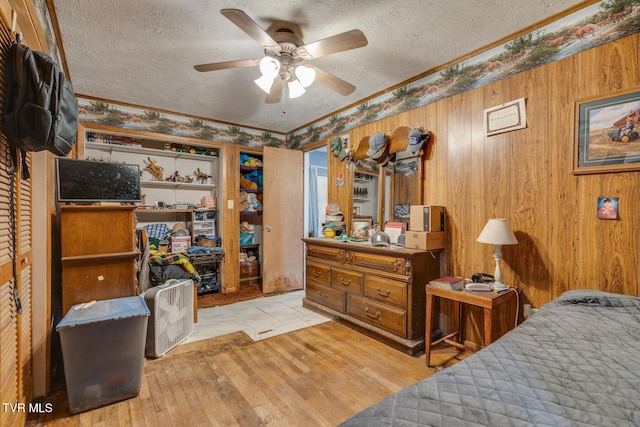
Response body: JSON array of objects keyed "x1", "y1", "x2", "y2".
[
  {"x1": 596, "y1": 197, "x2": 618, "y2": 220},
  {"x1": 352, "y1": 217, "x2": 372, "y2": 239},
  {"x1": 574, "y1": 88, "x2": 640, "y2": 174},
  {"x1": 394, "y1": 203, "x2": 410, "y2": 218}
]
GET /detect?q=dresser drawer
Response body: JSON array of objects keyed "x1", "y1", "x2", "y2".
[
  {"x1": 306, "y1": 260, "x2": 331, "y2": 284},
  {"x1": 307, "y1": 244, "x2": 346, "y2": 263},
  {"x1": 240, "y1": 261, "x2": 260, "y2": 279},
  {"x1": 306, "y1": 281, "x2": 346, "y2": 313},
  {"x1": 347, "y1": 250, "x2": 408, "y2": 275},
  {"x1": 364, "y1": 276, "x2": 407, "y2": 309},
  {"x1": 347, "y1": 294, "x2": 406, "y2": 337},
  {"x1": 331, "y1": 267, "x2": 364, "y2": 294}
]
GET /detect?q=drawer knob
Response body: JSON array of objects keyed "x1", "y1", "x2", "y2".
[
  {"x1": 339, "y1": 277, "x2": 352, "y2": 286},
  {"x1": 312, "y1": 270, "x2": 322, "y2": 277},
  {"x1": 365, "y1": 307, "x2": 381, "y2": 320},
  {"x1": 376, "y1": 288, "x2": 391, "y2": 298},
  {"x1": 318, "y1": 291, "x2": 329, "y2": 299}
]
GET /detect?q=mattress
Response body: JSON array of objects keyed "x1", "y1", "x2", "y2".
[{"x1": 340, "y1": 290, "x2": 640, "y2": 426}]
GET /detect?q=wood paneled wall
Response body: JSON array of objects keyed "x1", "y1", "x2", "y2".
[{"x1": 341, "y1": 33, "x2": 639, "y2": 310}]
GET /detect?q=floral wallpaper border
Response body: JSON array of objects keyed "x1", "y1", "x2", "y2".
[
  {"x1": 76, "y1": 1, "x2": 640, "y2": 150},
  {"x1": 78, "y1": 99, "x2": 286, "y2": 148},
  {"x1": 288, "y1": 0, "x2": 640, "y2": 148}
]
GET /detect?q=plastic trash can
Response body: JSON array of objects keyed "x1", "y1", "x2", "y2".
[{"x1": 56, "y1": 296, "x2": 150, "y2": 414}]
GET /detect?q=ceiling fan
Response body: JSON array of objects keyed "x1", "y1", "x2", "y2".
[{"x1": 194, "y1": 9, "x2": 368, "y2": 103}]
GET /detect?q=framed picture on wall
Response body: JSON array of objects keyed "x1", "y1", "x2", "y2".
[
  {"x1": 574, "y1": 88, "x2": 640, "y2": 174},
  {"x1": 596, "y1": 196, "x2": 618, "y2": 220}
]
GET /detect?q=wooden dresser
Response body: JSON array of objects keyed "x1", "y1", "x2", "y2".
[
  {"x1": 302, "y1": 238, "x2": 440, "y2": 355},
  {"x1": 60, "y1": 205, "x2": 140, "y2": 314}
]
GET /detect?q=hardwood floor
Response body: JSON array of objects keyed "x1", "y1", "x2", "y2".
[{"x1": 26, "y1": 321, "x2": 466, "y2": 426}]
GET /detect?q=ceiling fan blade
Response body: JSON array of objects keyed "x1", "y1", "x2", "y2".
[
  {"x1": 221, "y1": 9, "x2": 280, "y2": 54},
  {"x1": 313, "y1": 67, "x2": 356, "y2": 96},
  {"x1": 265, "y1": 78, "x2": 284, "y2": 104},
  {"x1": 296, "y1": 29, "x2": 368, "y2": 60},
  {"x1": 194, "y1": 59, "x2": 257, "y2": 72}
]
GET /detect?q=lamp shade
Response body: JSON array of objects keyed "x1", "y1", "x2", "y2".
[
  {"x1": 295, "y1": 65, "x2": 316, "y2": 88},
  {"x1": 258, "y1": 56, "x2": 280, "y2": 78},
  {"x1": 477, "y1": 218, "x2": 518, "y2": 245},
  {"x1": 288, "y1": 79, "x2": 306, "y2": 98},
  {"x1": 254, "y1": 74, "x2": 275, "y2": 94}
]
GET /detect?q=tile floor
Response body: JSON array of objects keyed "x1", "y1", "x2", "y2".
[{"x1": 184, "y1": 290, "x2": 330, "y2": 344}]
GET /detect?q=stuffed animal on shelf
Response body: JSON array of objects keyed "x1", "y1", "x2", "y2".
[
  {"x1": 240, "y1": 175, "x2": 257, "y2": 189},
  {"x1": 239, "y1": 191, "x2": 262, "y2": 212}
]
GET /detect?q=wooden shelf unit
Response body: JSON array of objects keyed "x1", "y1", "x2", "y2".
[
  {"x1": 60, "y1": 205, "x2": 140, "y2": 314},
  {"x1": 82, "y1": 129, "x2": 220, "y2": 208}
]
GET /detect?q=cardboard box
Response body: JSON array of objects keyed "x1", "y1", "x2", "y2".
[
  {"x1": 409, "y1": 205, "x2": 445, "y2": 232},
  {"x1": 404, "y1": 231, "x2": 445, "y2": 250},
  {"x1": 171, "y1": 236, "x2": 191, "y2": 253},
  {"x1": 201, "y1": 196, "x2": 216, "y2": 208}
]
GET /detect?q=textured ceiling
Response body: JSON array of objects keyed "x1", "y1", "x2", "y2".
[{"x1": 51, "y1": 0, "x2": 589, "y2": 134}]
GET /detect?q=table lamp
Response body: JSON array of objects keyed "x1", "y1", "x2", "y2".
[{"x1": 476, "y1": 218, "x2": 518, "y2": 291}]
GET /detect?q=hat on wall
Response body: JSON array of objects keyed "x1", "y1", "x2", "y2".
[
  {"x1": 408, "y1": 128, "x2": 430, "y2": 152},
  {"x1": 330, "y1": 137, "x2": 346, "y2": 160},
  {"x1": 367, "y1": 132, "x2": 388, "y2": 158}
]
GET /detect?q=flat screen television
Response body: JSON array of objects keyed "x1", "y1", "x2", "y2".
[{"x1": 56, "y1": 157, "x2": 141, "y2": 204}]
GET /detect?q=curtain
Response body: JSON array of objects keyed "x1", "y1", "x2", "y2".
[
  {"x1": 308, "y1": 165, "x2": 328, "y2": 238},
  {"x1": 309, "y1": 165, "x2": 319, "y2": 237}
]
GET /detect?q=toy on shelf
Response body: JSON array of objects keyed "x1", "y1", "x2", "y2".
[
  {"x1": 195, "y1": 168, "x2": 211, "y2": 184},
  {"x1": 239, "y1": 153, "x2": 263, "y2": 168},
  {"x1": 239, "y1": 191, "x2": 262, "y2": 212},
  {"x1": 240, "y1": 175, "x2": 258, "y2": 190},
  {"x1": 144, "y1": 157, "x2": 163, "y2": 181}
]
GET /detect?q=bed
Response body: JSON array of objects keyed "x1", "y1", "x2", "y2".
[{"x1": 340, "y1": 290, "x2": 640, "y2": 426}]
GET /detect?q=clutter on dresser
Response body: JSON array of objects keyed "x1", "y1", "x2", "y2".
[
  {"x1": 404, "y1": 205, "x2": 446, "y2": 250},
  {"x1": 323, "y1": 203, "x2": 345, "y2": 237}
]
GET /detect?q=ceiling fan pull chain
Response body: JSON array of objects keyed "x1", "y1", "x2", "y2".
[{"x1": 281, "y1": 86, "x2": 287, "y2": 116}]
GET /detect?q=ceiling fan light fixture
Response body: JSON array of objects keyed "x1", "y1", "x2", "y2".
[
  {"x1": 258, "y1": 56, "x2": 280, "y2": 78},
  {"x1": 288, "y1": 79, "x2": 306, "y2": 98},
  {"x1": 295, "y1": 65, "x2": 316, "y2": 88},
  {"x1": 255, "y1": 74, "x2": 275, "y2": 94}
]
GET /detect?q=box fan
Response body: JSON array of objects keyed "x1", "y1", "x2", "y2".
[{"x1": 143, "y1": 279, "x2": 194, "y2": 358}]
